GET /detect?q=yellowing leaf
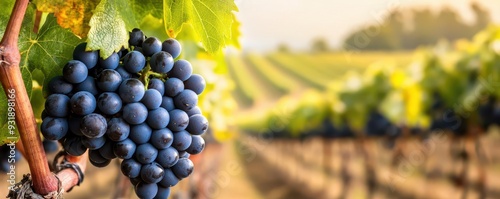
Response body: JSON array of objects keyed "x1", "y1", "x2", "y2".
[{"x1": 32, "y1": 0, "x2": 99, "y2": 37}]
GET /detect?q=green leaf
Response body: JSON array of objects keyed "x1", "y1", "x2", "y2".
[
  {"x1": 163, "y1": 0, "x2": 238, "y2": 53},
  {"x1": 131, "y1": 0, "x2": 163, "y2": 21},
  {"x1": 87, "y1": 0, "x2": 139, "y2": 58}
]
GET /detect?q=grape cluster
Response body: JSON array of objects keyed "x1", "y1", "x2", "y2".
[{"x1": 41, "y1": 28, "x2": 208, "y2": 199}]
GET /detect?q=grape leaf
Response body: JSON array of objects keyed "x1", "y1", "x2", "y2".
[
  {"x1": 32, "y1": 0, "x2": 99, "y2": 37},
  {"x1": 229, "y1": 13, "x2": 241, "y2": 49},
  {"x1": 131, "y1": 0, "x2": 163, "y2": 21},
  {"x1": 87, "y1": 0, "x2": 139, "y2": 58},
  {"x1": 163, "y1": 0, "x2": 238, "y2": 52}
]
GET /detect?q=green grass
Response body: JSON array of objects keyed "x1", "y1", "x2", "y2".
[
  {"x1": 226, "y1": 55, "x2": 259, "y2": 106},
  {"x1": 244, "y1": 54, "x2": 301, "y2": 94}
]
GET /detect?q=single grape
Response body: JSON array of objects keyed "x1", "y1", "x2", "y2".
[
  {"x1": 73, "y1": 43, "x2": 98, "y2": 69},
  {"x1": 147, "y1": 108, "x2": 170, "y2": 129},
  {"x1": 89, "y1": 149, "x2": 109, "y2": 167},
  {"x1": 48, "y1": 76, "x2": 73, "y2": 94},
  {"x1": 74, "y1": 77, "x2": 99, "y2": 96},
  {"x1": 160, "y1": 96, "x2": 175, "y2": 111},
  {"x1": 80, "y1": 113, "x2": 107, "y2": 138},
  {"x1": 169, "y1": 60, "x2": 192, "y2": 81},
  {"x1": 116, "y1": 65, "x2": 133, "y2": 79},
  {"x1": 164, "y1": 78, "x2": 184, "y2": 97},
  {"x1": 63, "y1": 60, "x2": 88, "y2": 83},
  {"x1": 171, "y1": 158, "x2": 194, "y2": 179},
  {"x1": 150, "y1": 51, "x2": 174, "y2": 73},
  {"x1": 70, "y1": 91, "x2": 96, "y2": 116},
  {"x1": 62, "y1": 135, "x2": 87, "y2": 156},
  {"x1": 172, "y1": 130, "x2": 192, "y2": 151},
  {"x1": 148, "y1": 78, "x2": 165, "y2": 96},
  {"x1": 185, "y1": 106, "x2": 202, "y2": 116},
  {"x1": 184, "y1": 74, "x2": 206, "y2": 95},
  {"x1": 140, "y1": 162, "x2": 164, "y2": 184},
  {"x1": 135, "y1": 182, "x2": 158, "y2": 199},
  {"x1": 45, "y1": 94, "x2": 70, "y2": 118},
  {"x1": 129, "y1": 123, "x2": 152, "y2": 144},
  {"x1": 42, "y1": 139, "x2": 59, "y2": 153},
  {"x1": 41, "y1": 117, "x2": 68, "y2": 140},
  {"x1": 158, "y1": 169, "x2": 179, "y2": 187},
  {"x1": 113, "y1": 138, "x2": 136, "y2": 159},
  {"x1": 154, "y1": 186, "x2": 171, "y2": 199},
  {"x1": 68, "y1": 116, "x2": 83, "y2": 136},
  {"x1": 123, "y1": 51, "x2": 146, "y2": 73},
  {"x1": 106, "y1": 118, "x2": 130, "y2": 141},
  {"x1": 168, "y1": 109, "x2": 189, "y2": 132},
  {"x1": 97, "y1": 92, "x2": 123, "y2": 115},
  {"x1": 162, "y1": 38, "x2": 182, "y2": 59},
  {"x1": 97, "y1": 69, "x2": 122, "y2": 92},
  {"x1": 121, "y1": 158, "x2": 142, "y2": 178},
  {"x1": 141, "y1": 89, "x2": 163, "y2": 110},
  {"x1": 122, "y1": 102, "x2": 148, "y2": 125},
  {"x1": 142, "y1": 37, "x2": 162, "y2": 56},
  {"x1": 119, "y1": 78, "x2": 145, "y2": 103},
  {"x1": 186, "y1": 135, "x2": 205, "y2": 155},
  {"x1": 98, "y1": 140, "x2": 117, "y2": 159},
  {"x1": 98, "y1": 52, "x2": 120, "y2": 69},
  {"x1": 135, "y1": 143, "x2": 158, "y2": 164},
  {"x1": 178, "y1": 151, "x2": 190, "y2": 159},
  {"x1": 150, "y1": 128, "x2": 174, "y2": 149},
  {"x1": 82, "y1": 136, "x2": 106, "y2": 150},
  {"x1": 156, "y1": 147, "x2": 179, "y2": 168},
  {"x1": 173, "y1": 89, "x2": 198, "y2": 111},
  {"x1": 129, "y1": 28, "x2": 145, "y2": 47},
  {"x1": 90, "y1": 158, "x2": 112, "y2": 167},
  {"x1": 186, "y1": 114, "x2": 208, "y2": 135}
]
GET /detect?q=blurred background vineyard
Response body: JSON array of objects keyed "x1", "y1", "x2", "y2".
[{"x1": 3, "y1": 0, "x2": 500, "y2": 198}]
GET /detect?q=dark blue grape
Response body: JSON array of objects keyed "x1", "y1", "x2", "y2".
[
  {"x1": 43, "y1": 139, "x2": 59, "y2": 153},
  {"x1": 158, "y1": 169, "x2": 179, "y2": 187},
  {"x1": 150, "y1": 51, "x2": 174, "y2": 73},
  {"x1": 63, "y1": 60, "x2": 88, "y2": 83},
  {"x1": 98, "y1": 52, "x2": 119, "y2": 69},
  {"x1": 168, "y1": 109, "x2": 189, "y2": 132},
  {"x1": 82, "y1": 136, "x2": 106, "y2": 150},
  {"x1": 73, "y1": 43, "x2": 98, "y2": 69},
  {"x1": 121, "y1": 158, "x2": 142, "y2": 178},
  {"x1": 162, "y1": 38, "x2": 181, "y2": 59},
  {"x1": 135, "y1": 182, "x2": 158, "y2": 199},
  {"x1": 97, "y1": 92, "x2": 122, "y2": 115},
  {"x1": 186, "y1": 135, "x2": 205, "y2": 155},
  {"x1": 186, "y1": 114, "x2": 208, "y2": 135},
  {"x1": 74, "y1": 77, "x2": 99, "y2": 96},
  {"x1": 129, "y1": 123, "x2": 152, "y2": 144},
  {"x1": 164, "y1": 78, "x2": 184, "y2": 97},
  {"x1": 148, "y1": 78, "x2": 165, "y2": 96},
  {"x1": 185, "y1": 106, "x2": 201, "y2": 116},
  {"x1": 106, "y1": 118, "x2": 130, "y2": 141},
  {"x1": 172, "y1": 130, "x2": 192, "y2": 151},
  {"x1": 178, "y1": 151, "x2": 190, "y2": 159},
  {"x1": 154, "y1": 186, "x2": 171, "y2": 199},
  {"x1": 48, "y1": 76, "x2": 73, "y2": 94},
  {"x1": 184, "y1": 74, "x2": 205, "y2": 95},
  {"x1": 173, "y1": 89, "x2": 198, "y2": 111},
  {"x1": 129, "y1": 28, "x2": 145, "y2": 47},
  {"x1": 142, "y1": 89, "x2": 163, "y2": 110},
  {"x1": 156, "y1": 147, "x2": 179, "y2": 168},
  {"x1": 140, "y1": 162, "x2": 164, "y2": 183},
  {"x1": 45, "y1": 94, "x2": 70, "y2": 117},
  {"x1": 161, "y1": 96, "x2": 175, "y2": 111},
  {"x1": 68, "y1": 116, "x2": 83, "y2": 136},
  {"x1": 62, "y1": 135, "x2": 87, "y2": 156},
  {"x1": 41, "y1": 117, "x2": 68, "y2": 140},
  {"x1": 113, "y1": 138, "x2": 136, "y2": 159},
  {"x1": 123, "y1": 102, "x2": 148, "y2": 125},
  {"x1": 123, "y1": 51, "x2": 146, "y2": 73},
  {"x1": 90, "y1": 158, "x2": 111, "y2": 167},
  {"x1": 150, "y1": 128, "x2": 174, "y2": 149},
  {"x1": 169, "y1": 60, "x2": 192, "y2": 81},
  {"x1": 171, "y1": 158, "x2": 193, "y2": 179},
  {"x1": 130, "y1": 177, "x2": 141, "y2": 186},
  {"x1": 119, "y1": 78, "x2": 145, "y2": 103},
  {"x1": 135, "y1": 143, "x2": 158, "y2": 164},
  {"x1": 98, "y1": 140, "x2": 117, "y2": 159},
  {"x1": 80, "y1": 113, "x2": 107, "y2": 138},
  {"x1": 70, "y1": 91, "x2": 96, "y2": 116},
  {"x1": 89, "y1": 149, "x2": 109, "y2": 167},
  {"x1": 147, "y1": 108, "x2": 170, "y2": 129},
  {"x1": 116, "y1": 65, "x2": 133, "y2": 79},
  {"x1": 142, "y1": 37, "x2": 162, "y2": 56},
  {"x1": 97, "y1": 69, "x2": 122, "y2": 92}
]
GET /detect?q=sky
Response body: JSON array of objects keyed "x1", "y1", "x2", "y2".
[{"x1": 234, "y1": 0, "x2": 500, "y2": 52}]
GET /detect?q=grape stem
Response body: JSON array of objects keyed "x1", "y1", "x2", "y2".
[
  {"x1": 0, "y1": 0, "x2": 87, "y2": 195},
  {"x1": 139, "y1": 63, "x2": 168, "y2": 89}
]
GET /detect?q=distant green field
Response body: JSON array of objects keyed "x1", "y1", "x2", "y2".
[{"x1": 225, "y1": 51, "x2": 413, "y2": 108}]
